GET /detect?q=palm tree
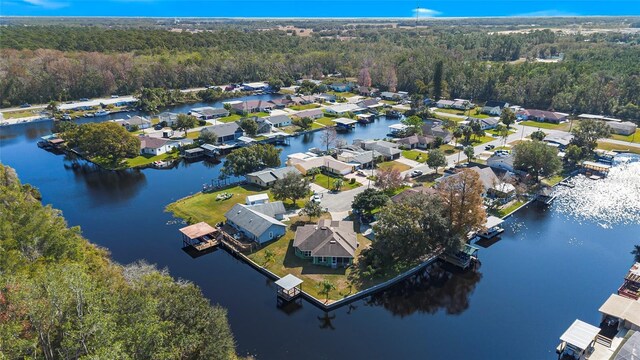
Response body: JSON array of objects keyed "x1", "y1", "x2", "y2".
[
  {"x1": 464, "y1": 146, "x2": 475, "y2": 163},
  {"x1": 318, "y1": 280, "x2": 336, "y2": 303},
  {"x1": 263, "y1": 249, "x2": 275, "y2": 267},
  {"x1": 632, "y1": 245, "x2": 640, "y2": 263},
  {"x1": 332, "y1": 178, "x2": 344, "y2": 192}
]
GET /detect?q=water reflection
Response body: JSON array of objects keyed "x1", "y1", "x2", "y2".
[
  {"x1": 65, "y1": 161, "x2": 147, "y2": 204},
  {"x1": 318, "y1": 312, "x2": 337, "y2": 330},
  {"x1": 366, "y1": 262, "x2": 482, "y2": 317}
]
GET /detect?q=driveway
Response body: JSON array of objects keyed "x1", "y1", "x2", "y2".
[{"x1": 320, "y1": 185, "x2": 370, "y2": 213}]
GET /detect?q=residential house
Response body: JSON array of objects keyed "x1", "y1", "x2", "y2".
[
  {"x1": 289, "y1": 95, "x2": 315, "y2": 105},
  {"x1": 294, "y1": 108, "x2": 323, "y2": 120},
  {"x1": 544, "y1": 133, "x2": 574, "y2": 150},
  {"x1": 113, "y1": 116, "x2": 151, "y2": 131},
  {"x1": 328, "y1": 82, "x2": 353, "y2": 92},
  {"x1": 452, "y1": 99, "x2": 473, "y2": 110},
  {"x1": 608, "y1": 121, "x2": 637, "y2": 136},
  {"x1": 265, "y1": 114, "x2": 292, "y2": 128},
  {"x1": 422, "y1": 123, "x2": 453, "y2": 143},
  {"x1": 336, "y1": 148, "x2": 382, "y2": 169},
  {"x1": 245, "y1": 166, "x2": 301, "y2": 187},
  {"x1": 578, "y1": 114, "x2": 622, "y2": 122},
  {"x1": 138, "y1": 136, "x2": 177, "y2": 156},
  {"x1": 380, "y1": 91, "x2": 409, "y2": 101},
  {"x1": 487, "y1": 153, "x2": 515, "y2": 173},
  {"x1": 325, "y1": 103, "x2": 364, "y2": 115},
  {"x1": 482, "y1": 100, "x2": 509, "y2": 116},
  {"x1": 314, "y1": 93, "x2": 337, "y2": 103},
  {"x1": 358, "y1": 140, "x2": 401, "y2": 161},
  {"x1": 293, "y1": 219, "x2": 358, "y2": 268},
  {"x1": 253, "y1": 117, "x2": 273, "y2": 134},
  {"x1": 287, "y1": 153, "x2": 354, "y2": 176},
  {"x1": 357, "y1": 98, "x2": 383, "y2": 111},
  {"x1": 517, "y1": 109, "x2": 567, "y2": 124},
  {"x1": 267, "y1": 98, "x2": 289, "y2": 109},
  {"x1": 246, "y1": 193, "x2": 270, "y2": 205},
  {"x1": 436, "y1": 99, "x2": 456, "y2": 108},
  {"x1": 440, "y1": 166, "x2": 500, "y2": 197},
  {"x1": 356, "y1": 86, "x2": 379, "y2": 97},
  {"x1": 242, "y1": 82, "x2": 269, "y2": 91},
  {"x1": 396, "y1": 134, "x2": 436, "y2": 149},
  {"x1": 224, "y1": 203, "x2": 286, "y2": 244},
  {"x1": 295, "y1": 79, "x2": 322, "y2": 86},
  {"x1": 200, "y1": 122, "x2": 244, "y2": 144},
  {"x1": 388, "y1": 123, "x2": 409, "y2": 137},
  {"x1": 247, "y1": 201, "x2": 287, "y2": 221},
  {"x1": 231, "y1": 100, "x2": 275, "y2": 115},
  {"x1": 468, "y1": 117, "x2": 500, "y2": 130},
  {"x1": 190, "y1": 107, "x2": 229, "y2": 120}
]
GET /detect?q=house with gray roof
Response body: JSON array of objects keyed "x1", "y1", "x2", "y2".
[
  {"x1": 294, "y1": 108, "x2": 323, "y2": 120},
  {"x1": 608, "y1": 121, "x2": 637, "y2": 136},
  {"x1": 113, "y1": 116, "x2": 151, "y2": 131},
  {"x1": 293, "y1": 219, "x2": 358, "y2": 268},
  {"x1": 396, "y1": 134, "x2": 436, "y2": 150},
  {"x1": 200, "y1": 122, "x2": 244, "y2": 144},
  {"x1": 245, "y1": 166, "x2": 301, "y2": 187},
  {"x1": 224, "y1": 203, "x2": 286, "y2": 244},
  {"x1": 190, "y1": 107, "x2": 229, "y2": 120},
  {"x1": 358, "y1": 140, "x2": 401, "y2": 161},
  {"x1": 468, "y1": 117, "x2": 500, "y2": 130},
  {"x1": 482, "y1": 100, "x2": 509, "y2": 116},
  {"x1": 247, "y1": 201, "x2": 286, "y2": 220},
  {"x1": 158, "y1": 112, "x2": 179, "y2": 126},
  {"x1": 422, "y1": 123, "x2": 453, "y2": 143},
  {"x1": 265, "y1": 114, "x2": 292, "y2": 128}
]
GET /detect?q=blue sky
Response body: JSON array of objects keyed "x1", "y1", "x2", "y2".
[{"x1": 2, "y1": 0, "x2": 639, "y2": 17}]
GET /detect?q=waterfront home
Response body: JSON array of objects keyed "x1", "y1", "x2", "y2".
[
  {"x1": 287, "y1": 153, "x2": 354, "y2": 176},
  {"x1": 487, "y1": 153, "x2": 515, "y2": 173},
  {"x1": 113, "y1": 116, "x2": 151, "y2": 131},
  {"x1": 396, "y1": 134, "x2": 436, "y2": 149},
  {"x1": 489, "y1": 182, "x2": 516, "y2": 201},
  {"x1": 158, "y1": 112, "x2": 179, "y2": 126},
  {"x1": 289, "y1": 95, "x2": 316, "y2": 105},
  {"x1": 200, "y1": 143, "x2": 219, "y2": 158},
  {"x1": 380, "y1": 91, "x2": 409, "y2": 101},
  {"x1": 265, "y1": 114, "x2": 292, "y2": 128},
  {"x1": 544, "y1": 133, "x2": 574, "y2": 150},
  {"x1": 357, "y1": 98, "x2": 383, "y2": 110},
  {"x1": 337, "y1": 149, "x2": 381, "y2": 169},
  {"x1": 246, "y1": 193, "x2": 270, "y2": 206},
  {"x1": 190, "y1": 107, "x2": 229, "y2": 120},
  {"x1": 293, "y1": 108, "x2": 323, "y2": 120},
  {"x1": 556, "y1": 319, "x2": 601, "y2": 360},
  {"x1": 422, "y1": 123, "x2": 453, "y2": 143},
  {"x1": 200, "y1": 122, "x2": 244, "y2": 144},
  {"x1": 245, "y1": 166, "x2": 301, "y2": 187},
  {"x1": 357, "y1": 86, "x2": 379, "y2": 97},
  {"x1": 328, "y1": 82, "x2": 353, "y2": 92},
  {"x1": 325, "y1": 103, "x2": 364, "y2": 115},
  {"x1": 293, "y1": 219, "x2": 357, "y2": 268},
  {"x1": 358, "y1": 140, "x2": 401, "y2": 161},
  {"x1": 139, "y1": 135, "x2": 177, "y2": 156},
  {"x1": 618, "y1": 263, "x2": 640, "y2": 300},
  {"x1": 481, "y1": 100, "x2": 509, "y2": 116},
  {"x1": 608, "y1": 121, "x2": 637, "y2": 136},
  {"x1": 314, "y1": 93, "x2": 337, "y2": 103},
  {"x1": 224, "y1": 203, "x2": 286, "y2": 244},
  {"x1": 599, "y1": 293, "x2": 640, "y2": 333},
  {"x1": 440, "y1": 166, "x2": 500, "y2": 197},
  {"x1": 231, "y1": 100, "x2": 275, "y2": 114},
  {"x1": 253, "y1": 117, "x2": 273, "y2": 135},
  {"x1": 517, "y1": 109, "x2": 567, "y2": 124}
]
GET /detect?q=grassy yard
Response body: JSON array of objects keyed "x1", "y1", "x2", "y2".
[
  {"x1": 520, "y1": 121, "x2": 571, "y2": 131},
  {"x1": 290, "y1": 103, "x2": 321, "y2": 111},
  {"x1": 432, "y1": 112, "x2": 465, "y2": 122},
  {"x1": 597, "y1": 142, "x2": 640, "y2": 155},
  {"x1": 247, "y1": 217, "x2": 373, "y2": 301},
  {"x1": 377, "y1": 161, "x2": 411, "y2": 172},
  {"x1": 495, "y1": 200, "x2": 526, "y2": 218},
  {"x1": 486, "y1": 128, "x2": 516, "y2": 136},
  {"x1": 185, "y1": 131, "x2": 200, "y2": 139},
  {"x1": 217, "y1": 114, "x2": 242, "y2": 123},
  {"x1": 314, "y1": 116, "x2": 336, "y2": 127},
  {"x1": 311, "y1": 174, "x2": 361, "y2": 191},
  {"x1": 166, "y1": 184, "x2": 269, "y2": 226},
  {"x1": 434, "y1": 108, "x2": 466, "y2": 115},
  {"x1": 610, "y1": 129, "x2": 640, "y2": 144},
  {"x1": 401, "y1": 149, "x2": 427, "y2": 163},
  {"x1": 327, "y1": 91, "x2": 357, "y2": 98},
  {"x1": 2, "y1": 109, "x2": 39, "y2": 119},
  {"x1": 542, "y1": 174, "x2": 565, "y2": 187},
  {"x1": 126, "y1": 152, "x2": 179, "y2": 168},
  {"x1": 439, "y1": 144, "x2": 459, "y2": 155}
]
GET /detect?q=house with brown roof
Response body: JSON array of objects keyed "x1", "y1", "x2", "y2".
[
  {"x1": 138, "y1": 135, "x2": 177, "y2": 156},
  {"x1": 293, "y1": 219, "x2": 358, "y2": 268},
  {"x1": 293, "y1": 108, "x2": 323, "y2": 120},
  {"x1": 231, "y1": 100, "x2": 276, "y2": 115},
  {"x1": 517, "y1": 109, "x2": 567, "y2": 124},
  {"x1": 396, "y1": 134, "x2": 436, "y2": 149}
]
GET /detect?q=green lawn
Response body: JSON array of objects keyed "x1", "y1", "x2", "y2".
[
  {"x1": 520, "y1": 121, "x2": 571, "y2": 131},
  {"x1": 439, "y1": 144, "x2": 459, "y2": 155},
  {"x1": 247, "y1": 216, "x2": 373, "y2": 302},
  {"x1": 311, "y1": 174, "x2": 361, "y2": 191},
  {"x1": 217, "y1": 114, "x2": 242, "y2": 123},
  {"x1": 290, "y1": 103, "x2": 321, "y2": 111},
  {"x1": 327, "y1": 91, "x2": 357, "y2": 98},
  {"x1": 461, "y1": 134, "x2": 495, "y2": 146},
  {"x1": 185, "y1": 131, "x2": 200, "y2": 139},
  {"x1": 434, "y1": 108, "x2": 466, "y2": 116},
  {"x1": 126, "y1": 152, "x2": 179, "y2": 168},
  {"x1": 2, "y1": 109, "x2": 38, "y2": 119},
  {"x1": 486, "y1": 128, "x2": 516, "y2": 136},
  {"x1": 542, "y1": 174, "x2": 565, "y2": 187},
  {"x1": 166, "y1": 184, "x2": 269, "y2": 226},
  {"x1": 610, "y1": 129, "x2": 640, "y2": 144},
  {"x1": 401, "y1": 150, "x2": 427, "y2": 163},
  {"x1": 377, "y1": 161, "x2": 411, "y2": 172},
  {"x1": 432, "y1": 112, "x2": 465, "y2": 123},
  {"x1": 314, "y1": 116, "x2": 336, "y2": 127},
  {"x1": 495, "y1": 200, "x2": 526, "y2": 218},
  {"x1": 597, "y1": 142, "x2": 640, "y2": 155}
]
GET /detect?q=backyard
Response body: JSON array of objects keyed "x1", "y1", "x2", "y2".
[
  {"x1": 314, "y1": 116, "x2": 336, "y2": 127},
  {"x1": 597, "y1": 142, "x2": 640, "y2": 155},
  {"x1": 290, "y1": 103, "x2": 321, "y2": 111},
  {"x1": 520, "y1": 120, "x2": 571, "y2": 131},
  {"x1": 126, "y1": 151, "x2": 179, "y2": 168},
  {"x1": 311, "y1": 173, "x2": 361, "y2": 191},
  {"x1": 377, "y1": 160, "x2": 411, "y2": 172},
  {"x1": 610, "y1": 129, "x2": 640, "y2": 144}
]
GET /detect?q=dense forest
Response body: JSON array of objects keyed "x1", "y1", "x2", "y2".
[
  {"x1": 0, "y1": 23, "x2": 638, "y2": 120},
  {"x1": 0, "y1": 165, "x2": 238, "y2": 359}
]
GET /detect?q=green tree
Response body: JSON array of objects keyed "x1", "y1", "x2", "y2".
[
  {"x1": 46, "y1": 100, "x2": 60, "y2": 117},
  {"x1": 198, "y1": 128, "x2": 218, "y2": 144},
  {"x1": 238, "y1": 117, "x2": 259, "y2": 136},
  {"x1": 401, "y1": 115, "x2": 424, "y2": 135},
  {"x1": 464, "y1": 146, "x2": 475, "y2": 163},
  {"x1": 500, "y1": 108, "x2": 516, "y2": 129},
  {"x1": 59, "y1": 122, "x2": 140, "y2": 166},
  {"x1": 221, "y1": 144, "x2": 282, "y2": 177},
  {"x1": 470, "y1": 119, "x2": 484, "y2": 141},
  {"x1": 571, "y1": 119, "x2": 611, "y2": 153},
  {"x1": 530, "y1": 129, "x2": 546, "y2": 141},
  {"x1": 564, "y1": 144, "x2": 587, "y2": 165},
  {"x1": 271, "y1": 172, "x2": 310, "y2": 204},
  {"x1": 263, "y1": 249, "x2": 275, "y2": 267},
  {"x1": 307, "y1": 167, "x2": 321, "y2": 180},
  {"x1": 513, "y1": 140, "x2": 562, "y2": 182},
  {"x1": 462, "y1": 126, "x2": 473, "y2": 144},
  {"x1": 375, "y1": 167, "x2": 404, "y2": 193},
  {"x1": 427, "y1": 149, "x2": 447, "y2": 174},
  {"x1": 332, "y1": 178, "x2": 345, "y2": 192},
  {"x1": 318, "y1": 280, "x2": 336, "y2": 302},
  {"x1": 301, "y1": 200, "x2": 323, "y2": 220},
  {"x1": 352, "y1": 188, "x2": 389, "y2": 215},
  {"x1": 632, "y1": 245, "x2": 640, "y2": 263},
  {"x1": 175, "y1": 113, "x2": 198, "y2": 136},
  {"x1": 293, "y1": 116, "x2": 313, "y2": 130},
  {"x1": 432, "y1": 60, "x2": 444, "y2": 101},
  {"x1": 268, "y1": 78, "x2": 284, "y2": 91}
]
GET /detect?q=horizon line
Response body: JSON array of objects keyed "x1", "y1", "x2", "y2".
[{"x1": 2, "y1": 15, "x2": 640, "y2": 20}]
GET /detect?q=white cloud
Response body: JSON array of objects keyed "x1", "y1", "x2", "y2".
[
  {"x1": 413, "y1": 7, "x2": 442, "y2": 18},
  {"x1": 22, "y1": 0, "x2": 69, "y2": 9},
  {"x1": 516, "y1": 10, "x2": 579, "y2": 17}
]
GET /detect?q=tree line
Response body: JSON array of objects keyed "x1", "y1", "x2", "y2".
[
  {"x1": 1, "y1": 26, "x2": 638, "y2": 121},
  {"x1": 0, "y1": 165, "x2": 238, "y2": 359}
]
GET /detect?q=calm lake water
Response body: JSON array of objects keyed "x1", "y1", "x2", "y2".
[{"x1": 1, "y1": 95, "x2": 639, "y2": 360}]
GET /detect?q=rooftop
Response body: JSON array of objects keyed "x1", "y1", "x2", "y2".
[{"x1": 179, "y1": 222, "x2": 217, "y2": 240}]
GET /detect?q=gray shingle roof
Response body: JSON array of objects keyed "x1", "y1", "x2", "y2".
[
  {"x1": 139, "y1": 135, "x2": 169, "y2": 150},
  {"x1": 246, "y1": 201, "x2": 286, "y2": 219},
  {"x1": 293, "y1": 220, "x2": 357, "y2": 258},
  {"x1": 201, "y1": 122, "x2": 242, "y2": 138},
  {"x1": 225, "y1": 203, "x2": 285, "y2": 238},
  {"x1": 265, "y1": 114, "x2": 292, "y2": 125}
]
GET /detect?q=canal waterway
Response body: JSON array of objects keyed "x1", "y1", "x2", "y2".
[{"x1": 1, "y1": 94, "x2": 639, "y2": 359}]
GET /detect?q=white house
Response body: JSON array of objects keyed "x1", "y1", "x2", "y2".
[
  {"x1": 482, "y1": 101, "x2": 509, "y2": 116},
  {"x1": 325, "y1": 103, "x2": 364, "y2": 115},
  {"x1": 158, "y1": 112, "x2": 179, "y2": 126},
  {"x1": 139, "y1": 136, "x2": 177, "y2": 156},
  {"x1": 246, "y1": 193, "x2": 270, "y2": 206}
]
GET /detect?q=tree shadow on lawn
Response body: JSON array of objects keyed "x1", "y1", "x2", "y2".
[{"x1": 282, "y1": 239, "x2": 347, "y2": 276}]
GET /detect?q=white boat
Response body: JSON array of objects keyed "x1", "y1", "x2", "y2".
[{"x1": 94, "y1": 110, "x2": 110, "y2": 117}]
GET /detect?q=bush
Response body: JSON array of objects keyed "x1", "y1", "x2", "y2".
[{"x1": 350, "y1": 178, "x2": 356, "y2": 184}]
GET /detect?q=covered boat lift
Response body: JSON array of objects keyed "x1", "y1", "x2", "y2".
[
  {"x1": 179, "y1": 222, "x2": 219, "y2": 251},
  {"x1": 333, "y1": 117, "x2": 357, "y2": 131},
  {"x1": 275, "y1": 274, "x2": 303, "y2": 304},
  {"x1": 477, "y1": 216, "x2": 505, "y2": 239},
  {"x1": 439, "y1": 244, "x2": 479, "y2": 269},
  {"x1": 556, "y1": 319, "x2": 600, "y2": 360}
]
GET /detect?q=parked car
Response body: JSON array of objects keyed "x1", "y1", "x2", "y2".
[
  {"x1": 410, "y1": 170, "x2": 423, "y2": 178},
  {"x1": 154, "y1": 124, "x2": 163, "y2": 130},
  {"x1": 20, "y1": 103, "x2": 31, "y2": 108},
  {"x1": 356, "y1": 170, "x2": 366, "y2": 176},
  {"x1": 485, "y1": 144, "x2": 496, "y2": 150},
  {"x1": 110, "y1": 95, "x2": 119, "y2": 98},
  {"x1": 79, "y1": 98, "x2": 89, "y2": 101},
  {"x1": 310, "y1": 194, "x2": 322, "y2": 203}
]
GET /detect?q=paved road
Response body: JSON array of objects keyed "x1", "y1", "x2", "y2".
[{"x1": 320, "y1": 185, "x2": 370, "y2": 213}]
